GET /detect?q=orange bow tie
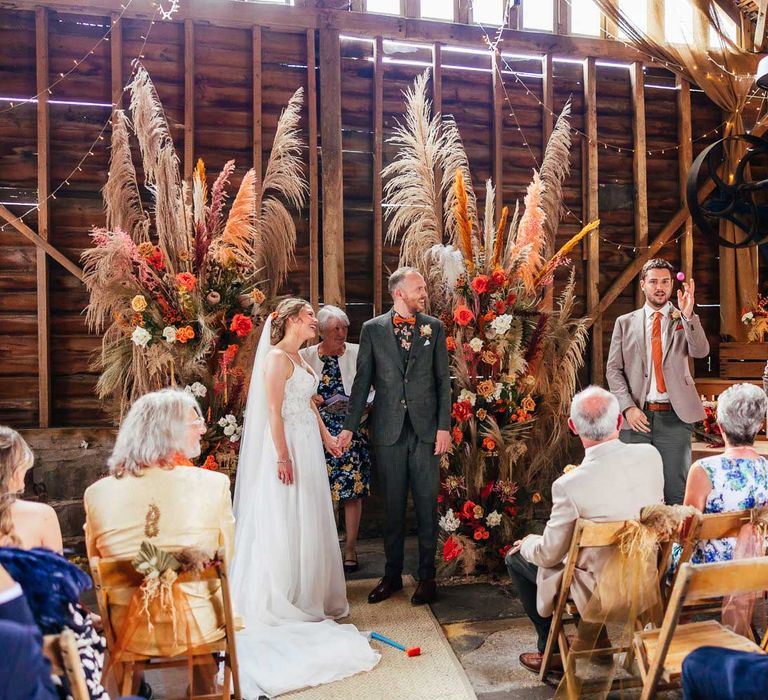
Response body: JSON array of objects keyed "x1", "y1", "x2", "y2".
[{"x1": 393, "y1": 315, "x2": 416, "y2": 326}]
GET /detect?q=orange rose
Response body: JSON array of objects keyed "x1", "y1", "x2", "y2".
[
  {"x1": 230, "y1": 313, "x2": 254, "y2": 338},
  {"x1": 138, "y1": 241, "x2": 154, "y2": 256},
  {"x1": 481, "y1": 350, "x2": 498, "y2": 366},
  {"x1": 473, "y1": 526, "x2": 490, "y2": 541},
  {"x1": 522, "y1": 396, "x2": 536, "y2": 412},
  {"x1": 476, "y1": 408, "x2": 487, "y2": 421},
  {"x1": 453, "y1": 305, "x2": 475, "y2": 327},
  {"x1": 176, "y1": 272, "x2": 197, "y2": 292},
  {"x1": 531, "y1": 492, "x2": 542, "y2": 504},
  {"x1": 446, "y1": 336, "x2": 456, "y2": 351},
  {"x1": 451, "y1": 401, "x2": 473, "y2": 422},
  {"x1": 176, "y1": 325, "x2": 195, "y2": 343},
  {"x1": 491, "y1": 268, "x2": 506, "y2": 286},
  {"x1": 476, "y1": 379, "x2": 495, "y2": 398},
  {"x1": 482, "y1": 311, "x2": 497, "y2": 323},
  {"x1": 482, "y1": 436, "x2": 496, "y2": 450},
  {"x1": 202, "y1": 455, "x2": 219, "y2": 471},
  {"x1": 471, "y1": 275, "x2": 490, "y2": 294}
]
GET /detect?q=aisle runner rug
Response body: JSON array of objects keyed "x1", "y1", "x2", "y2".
[{"x1": 284, "y1": 575, "x2": 477, "y2": 700}]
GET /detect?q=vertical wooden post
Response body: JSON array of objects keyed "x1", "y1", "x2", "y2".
[
  {"x1": 492, "y1": 50, "x2": 504, "y2": 222},
  {"x1": 630, "y1": 61, "x2": 648, "y2": 308},
  {"x1": 403, "y1": 0, "x2": 419, "y2": 18},
  {"x1": 252, "y1": 26, "x2": 262, "y2": 179},
  {"x1": 542, "y1": 53, "x2": 554, "y2": 160},
  {"x1": 35, "y1": 7, "x2": 51, "y2": 428},
  {"x1": 456, "y1": 0, "x2": 470, "y2": 24},
  {"x1": 583, "y1": 57, "x2": 602, "y2": 384},
  {"x1": 373, "y1": 36, "x2": 384, "y2": 316},
  {"x1": 110, "y1": 12, "x2": 123, "y2": 112},
  {"x1": 432, "y1": 43, "x2": 443, "y2": 241},
  {"x1": 677, "y1": 75, "x2": 693, "y2": 285},
  {"x1": 556, "y1": 0, "x2": 569, "y2": 34},
  {"x1": 307, "y1": 29, "x2": 319, "y2": 308},
  {"x1": 184, "y1": 19, "x2": 195, "y2": 180},
  {"x1": 319, "y1": 28, "x2": 345, "y2": 307}
]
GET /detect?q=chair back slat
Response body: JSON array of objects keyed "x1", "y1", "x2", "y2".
[
  {"x1": 577, "y1": 519, "x2": 632, "y2": 547},
  {"x1": 94, "y1": 557, "x2": 220, "y2": 590},
  {"x1": 697, "y1": 510, "x2": 753, "y2": 540},
  {"x1": 684, "y1": 558, "x2": 768, "y2": 600}
]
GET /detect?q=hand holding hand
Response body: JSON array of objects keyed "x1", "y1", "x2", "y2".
[
  {"x1": 434, "y1": 429, "x2": 451, "y2": 456},
  {"x1": 677, "y1": 278, "x2": 696, "y2": 319},
  {"x1": 338, "y1": 429, "x2": 353, "y2": 452},
  {"x1": 625, "y1": 406, "x2": 650, "y2": 433},
  {"x1": 311, "y1": 394, "x2": 325, "y2": 407},
  {"x1": 277, "y1": 458, "x2": 294, "y2": 486},
  {"x1": 324, "y1": 433, "x2": 342, "y2": 458}
]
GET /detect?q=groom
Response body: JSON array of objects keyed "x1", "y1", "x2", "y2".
[{"x1": 339, "y1": 267, "x2": 452, "y2": 605}]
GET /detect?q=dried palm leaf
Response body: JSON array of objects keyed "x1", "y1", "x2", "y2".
[
  {"x1": 441, "y1": 118, "x2": 478, "y2": 247},
  {"x1": 491, "y1": 205, "x2": 508, "y2": 269},
  {"x1": 539, "y1": 100, "x2": 572, "y2": 258},
  {"x1": 220, "y1": 168, "x2": 257, "y2": 263}
]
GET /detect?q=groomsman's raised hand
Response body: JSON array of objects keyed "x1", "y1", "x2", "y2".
[{"x1": 677, "y1": 278, "x2": 696, "y2": 319}]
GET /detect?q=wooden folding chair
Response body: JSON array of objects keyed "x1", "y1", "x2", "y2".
[
  {"x1": 634, "y1": 557, "x2": 768, "y2": 700},
  {"x1": 43, "y1": 628, "x2": 89, "y2": 700},
  {"x1": 90, "y1": 554, "x2": 241, "y2": 700},
  {"x1": 539, "y1": 518, "x2": 674, "y2": 686}
]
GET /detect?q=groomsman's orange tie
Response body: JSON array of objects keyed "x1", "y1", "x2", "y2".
[{"x1": 652, "y1": 311, "x2": 667, "y2": 393}]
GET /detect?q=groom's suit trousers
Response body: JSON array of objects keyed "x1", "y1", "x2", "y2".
[{"x1": 375, "y1": 414, "x2": 439, "y2": 581}]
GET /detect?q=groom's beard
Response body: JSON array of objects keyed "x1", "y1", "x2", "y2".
[{"x1": 403, "y1": 297, "x2": 427, "y2": 314}]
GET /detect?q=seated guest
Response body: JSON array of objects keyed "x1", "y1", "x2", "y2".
[
  {"x1": 0, "y1": 561, "x2": 58, "y2": 700},
  {"x1": 0, "y1": 426, "x2": 62, "y2": 551},
  {"x1": 682, "y1": 646, "x2": 768, "y2": 700},
  {"x1": 84, "y1": 388, "x2": 235, "y2": 661},
  {"x1": 678, "y1": 383, "x2": 768, "y2": 564},
  {"x1": 301, "y1": 305, "x2": 373, "y2": 573},
  {"x1": 505, "y1": 386, "x2": 664, "y2": 674}
]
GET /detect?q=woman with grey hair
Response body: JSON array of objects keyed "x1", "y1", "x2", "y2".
[
  {"x1": 301, "y1": 304, "x2": 372, "y2": 573},
  {"x1": 83, "y1": 387, "x2": 235, "y2": 687},
  {"x1": 679, "y1": 382, "x2": 768, "y2": 564}
]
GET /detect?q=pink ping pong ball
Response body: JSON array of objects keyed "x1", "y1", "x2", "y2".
[{"x1": 676, "y1": 272, "x2": 685, "y2": 281}]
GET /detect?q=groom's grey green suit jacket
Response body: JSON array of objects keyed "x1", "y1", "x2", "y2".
[{"x1": 344, "y1": 311, "x2": 452, "y2": 445}]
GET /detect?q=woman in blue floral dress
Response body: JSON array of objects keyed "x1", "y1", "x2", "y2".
[
  {"x1": 674, "y1": 383, "x2": 768, "y2": 567},
  {"x1": 301, "y1": 306, "x2": 371, "y2": 574}
]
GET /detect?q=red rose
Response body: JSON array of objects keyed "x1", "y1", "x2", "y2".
[
  {"x1": 494, "y1": 300, "x2": 507, "y2": 315},
  {"x1": 480, "y1": 480, "x2": 495, "y2": 500},
  {"x1": 504, "y1": 505, "x2": 518, "y2": 517},
  {"x1": 176, "y1": 272, "x2": 197, "y2": 292},
  {"x1": 491, "y1": 268, "x2": 506, "y2": 286},
  {"x1": 230, "y1": 313, "x2": 254, "y2": 338},
  {"x1": 147, "y1": 248, "x2": 165, "y2": 271},
  {"x1": 437, "y1": 494, "x2": 444, "y2": 503},
  {"x1": 451, "y1": 401, "x2": 473, "y2": 423},
  {"x1": 471, "y1": 275, "x2": 490, "y2": 294},
  {"x1": 460, "y1": 500, "x2": 478, "y2": 521},
  {"x1": 453, "y1": 305, "x2": 475, "y2": 327},
  {"x1": 443, "y1": 535, "x2": 464, "y2": 562},
  {"x1": 505, "y1": 293, "x2": 517, "y2": 306}
]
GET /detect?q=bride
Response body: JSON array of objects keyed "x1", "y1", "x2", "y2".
[{"x1": 230, "y1": 298, "x2": 380, "y2": 698}]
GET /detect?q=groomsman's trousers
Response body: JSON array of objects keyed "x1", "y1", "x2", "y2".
[{"x1": 374, "y1": 415, "x2": 440, "y2": 581}]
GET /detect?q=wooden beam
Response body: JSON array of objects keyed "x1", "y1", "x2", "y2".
[
  {"x1": 432, "y1": 42, "x2": 443, "y2": 241},
  {"x1": 0, "y1": 206, "x2": 84, "y2": 282},
  {"x1": 373, "y1": 36, "x2": 384, "y2": 316},
  {"x1": 3, "y1": 0, "x2": 672, "y2": 63},
  {"x1": 677, "y1": 75, "x2": 693, "y2": 286},
  {"x1": 184, "y1": 19, "x2": 195, "y2": 180},
  {"x1": 110, "y1": 12, "x2": 122, "y2": 111},
  {"x1": 556, "y1": 0, "x2": 568, "y2": 35},
  {"x1": 492, "y1": 49, "x2": 504, "y2": 222},
  {"x1": 35, "y1": 7, "x2": 51, "y2": 428},
  {"x1": 455, "y1": 0, "x2": 470, "y2": 25},
  {"x1": 542, "y1": 53, "x2": 554, "y2": 161},
  {"x1": 319, "y1": 28, "x2": 345, "y2": 306},
  {"x1": 307, "y1": 29, "x2": 319, "y2": 309},
  {"x1": 252, "y1": 26, "x2": 262, "y2": 179},
  {"x1": 403, "y1": 0, "x2": 419, "y2": 19},
  {"x1": 756, "y1": 0, "x2": 767, "y2": 52},
  {"x1": 583, "y1": 57, "x2": 601, "y2": 384},
  {"x1": 630, "y1": 61, "x2": 648, "y2": 308}
]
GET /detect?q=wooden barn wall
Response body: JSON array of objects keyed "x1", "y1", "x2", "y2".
[{"x1": 0, "y1": 6, "x2": 731, "y2": 429}]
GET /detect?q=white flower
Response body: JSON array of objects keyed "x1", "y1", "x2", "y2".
[
  {"x1": 131, "y1": 326, "x2": 151, "y2": 348},
  {"x1": 229, "y1": 427, "x2": 242, "y2": 443},
  {"x1": 439, "y1": 508, "x2": 461, "y2": 533},
  {"x1": 469, "y1": 337, "x2": 484, "y2": 353},
  {"x1": 223, "y1": 425, "x2": 235, "y2": 437},
  {"x1": 490, "y1": 314, "x2": 513, "y2": 336},
  {"x1": 493, "y1": 382, "x2": 505, "y2": 400},
  {"x1": 162, "y1": 326, "x2": 178, "y2": 343},
  {"x1": 459, "y1": 389, "x2": 477, "y2": 406},
  {"x1": 742, "y1": 312, "x2": 754, "y2": 324},
  {"x1": 486, "y1": 510, "x2": 503, "y2": 528},
  {"x1": 419, "y1": 324, "x2": 432, "y2": 337},
  {"x1": 185, "y1": 382, "x2": 207, "y2": 398}
]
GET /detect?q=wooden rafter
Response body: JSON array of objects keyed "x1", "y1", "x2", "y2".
[
  {"x1": 373, "y1": 36, "x2": 384, "y2": 316},
  {"x1": 183, "y1": 19, "x2": 195, "y2": 180},
  {"x1": 307, "y1": 28, "x2": 319, "y2": 309},
  {"x1": 630, "y1": 61, "x2": 648, "y2": 309},
  {"x1": 677, "y1": 76, "x2": 693, "y2": 285}
]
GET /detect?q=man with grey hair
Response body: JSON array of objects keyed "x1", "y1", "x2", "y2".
[
  {"x1": 505, "y1": 386, "x2": 664, "y2": 676},
  {"x1": 340, "y1": 266, "x2": 451, "y2": 605}
]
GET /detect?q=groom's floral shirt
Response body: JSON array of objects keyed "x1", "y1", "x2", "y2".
[{"x1": 392, "y1": 311, "x2": 415, "y2": 360}]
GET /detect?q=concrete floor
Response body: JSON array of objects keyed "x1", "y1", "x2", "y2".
[{"x1": 127, "y1": 536, "x2": 682, "y2": 700}]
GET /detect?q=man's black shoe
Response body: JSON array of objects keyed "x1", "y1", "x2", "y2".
[
  {"x1": 367, "y1": 576, "x2": 403, "y2": 604},
  {"x1": 410, "y1": 578, "x2": 437, "y2": 605}
]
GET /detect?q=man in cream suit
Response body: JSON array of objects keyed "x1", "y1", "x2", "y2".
[
  {"x1": 505, "y1": 386, "x2": 664, "y2": 675},
  {"x1": 606, "y1": 258, "x2": 709, "y2": 505}
]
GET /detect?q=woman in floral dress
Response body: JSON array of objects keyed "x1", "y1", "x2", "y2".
[
  {"x1": 301, "y1": 306, "x2": 372, "y2": 573},
  {"x1": 675, "y1": 383, "x2": 768, "y2": 567}
]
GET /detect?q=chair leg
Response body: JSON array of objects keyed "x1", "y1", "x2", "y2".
[
  {"x1": 222, "y1": 663, "x2": 231, "y2": 700},
  {"x1": 120, "y1": 661, "x2": 135, "y2": 696}
]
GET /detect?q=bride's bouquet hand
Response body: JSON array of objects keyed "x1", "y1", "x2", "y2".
[
  {"x1": 277, "y1": 458, "x2": 294, "y2": 485},
  {"x1": 324, "y1": 434, "x2": 343, "y2": 458}
]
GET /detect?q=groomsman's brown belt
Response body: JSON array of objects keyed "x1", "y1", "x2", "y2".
[{"x1": 645, "y1": 402, "x2": 672, "y2": 412}]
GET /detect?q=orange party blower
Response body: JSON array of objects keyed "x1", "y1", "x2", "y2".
[{"x1": 367, "y1": 631, "x2": 421, "y2": 657}]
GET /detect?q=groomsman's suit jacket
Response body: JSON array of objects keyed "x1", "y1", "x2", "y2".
[
  {"x1": 606, "y1": 307, "x2": 710, "y2": 425},
  {"x1": 344, "y1": 311, "x2": 451, "y2": 444},
  {"x1": 520, "y1": 439, "x2": 664, "y2": 617}
]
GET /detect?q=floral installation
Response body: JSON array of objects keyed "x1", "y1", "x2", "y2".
[
  {"x1": 81, "y1": 66, "x2": 306, "y2": 477},
  {"x1": 383, "y1": 71, "x2": 594, "y2": 574},
  {"x1": 741, "y1": 296, "x2": 768, "y2": 342}
]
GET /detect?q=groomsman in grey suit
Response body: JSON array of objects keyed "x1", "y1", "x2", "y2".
[
  {"x1": 339, "y1": 267, "x2": 452, "y2": 605},
  {"x1": 606, "y1": 258, "x2": 710, "y2": 504}
]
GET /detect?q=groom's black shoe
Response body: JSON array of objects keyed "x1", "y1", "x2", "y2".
[
  {"x1": 367, "y1": 575, "x2": 403, "y2": 604},
  {"x1": 411, "y1": 578, "x2": 437, "y2": 605}
]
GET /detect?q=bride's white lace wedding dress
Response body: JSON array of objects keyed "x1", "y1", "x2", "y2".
[{"x1": 230, "y1": 329, "x2": 379, "y2": 698}]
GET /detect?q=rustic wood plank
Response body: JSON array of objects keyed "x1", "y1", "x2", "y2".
[
  {"x1": 677, "y1": 75, "x2": 693, "y2": 286},
  {"x1": 630, "y1": 61, "x2": 648, "y2": 309},
  {"x1": 583, "y1": 57, "x2": 601, "y2": 384},
  {"x1": 541, "y1": 53, "x2": 553, "y2": 161},
  {"x1": 492, "y1": 49, "x2": 503, "y2": 223},
  {"x1": 110, "y1": 12, "x2": 122, "y2": 111},
  {"x1": 306, "y1": 28, "x2": 319, "y2": 309},
  {"x1": 556, "y1": 0, "x2": 568, "y2": 35},
  {"x1": 184, "y1": 19, "x2": 194, "y2": 180},
  {"x1": 432, "y1": 42, "x2": 443, "y2": 243},
  {"x1": 373, "y1": 35, "x2": 384, "y2": 316},
  {"x1": 252, "y1": 25, "x2": 262, "y2": 178},
  {"x1": 319, "y1": 27, "x2": 344, "y2": 306},
  {"x1": 36, "y1": 6, "x2": 50, "y2": 428}
]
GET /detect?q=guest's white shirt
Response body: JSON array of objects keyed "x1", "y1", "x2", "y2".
[{"x1": 644, "y1": 301, "x2": 671, "y2": 403}]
